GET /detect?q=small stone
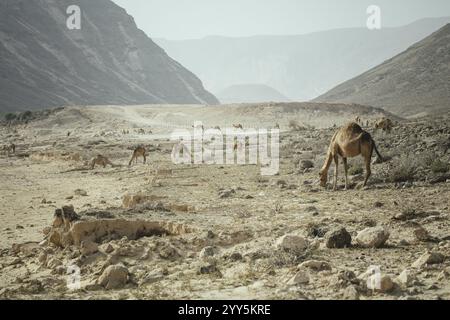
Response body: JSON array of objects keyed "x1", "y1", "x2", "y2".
[
  {"x1": 397, "y1": 269, "x2": 416, "y2": 287},
  {"x1": 373, "y1": 202, "x2": 384, "y2": 208},
  {"x1": 413, "y1": 226, "x2": 430, "y2": 242},
  {"x1": 300, "y1": 160, "x2": 314, "y2": 169},
  {"x1": 74, "y1": 189, "x2": 88, "y2": 196},
  {"x1": 38, "y1": 252, "x2": 47, "y2": 265},
  {"x1": 199, "y1": 264, "x2": 218, "y2": 274},
  {"x1": 412, "y1": 252, "x2": 445, "y2": 268},
  {"x1": 298, "y1": 260, "x2": 331, "y2": 271},
  {"x1": 229, "y1": 252, "x2": 243, "y2": 262},
  {"x1": 80, "y1": 240, "x2": 98, "y2": 256},
  {"x1": 287, "y1": 270, "x2": 310, "y2": 285},
  {"x1": 343, "y1": 285, "x2": 360, "y2": 300},
  {"x1": 98, "y1": 265, "x2": 128, "y2": 289},
  {"x1": 199, "y1": 246, "x2": 219, "y2": 260},
  {"x1": 355, "y1": 226, "x2": 390, "y2": 248},
  {"x1": 325, "y1": 227, "x2": 352, "y2": 248},
  {"x1": 100, "y1": 243, "x2": 114, "y2": 254},
  {"x1": 378, "y1": 275, "x2": 395, "y2": 293},
  {"x1": 46, "y1": 258, "x2": 62, "y2": 269},
  {"x1": 275, "y1": 234, "x2": 309, "y2": 253}
]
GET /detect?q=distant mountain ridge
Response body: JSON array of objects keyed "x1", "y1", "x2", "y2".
[
  {"x1": 216, "y1": 84, "x2": 290, "y2": 104},
  {"x1": 155, "y1": 17, "x2": 450, "y2": 102},
  {"x1": 315, "y1": 24, "x2": 450, "y2": 117},
  {"x1": 0, "y1": 0, "x2": 218, "y2": 112}
]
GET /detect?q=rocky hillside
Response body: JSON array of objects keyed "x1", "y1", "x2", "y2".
[
  {"x1": 0, "y1": 0, "x2": 218, "y2": 112},
  {"x1": 155, "y1": 17, "x2": 450, "y2": 101},
  {"x1": 315, "y1": 24, "x2": 450, "y2": 118},
  {"x1": 216, "y1": 84, "x2": 290, "y2": 104}
]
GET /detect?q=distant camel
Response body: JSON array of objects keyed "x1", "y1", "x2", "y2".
[
  {"x1": 91, "y1": 155, "x2": 114, "y2": 169},
  {"x1": 129, "y1": 146, "x2": 147, "y2": 166},
  {"x1": 319, "y1": 122, "x2": 383, "y2": 190},
  {"x1": 374, "y1": 118, "x2": 394, "y2": 133},
  {"x1": 233, "y1": 124, "x2": 243, "y2": 129},
  {"x1": 274, "y1": 123, "x2": 280, "y2": 129}
]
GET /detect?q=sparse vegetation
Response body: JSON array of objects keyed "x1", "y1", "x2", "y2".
[
  {"x1": 387, "y1": 154, "x2": 416, "y2": 182},
  {"x1": 431, "y1": 159, "x2": 449, "y2": 173}
]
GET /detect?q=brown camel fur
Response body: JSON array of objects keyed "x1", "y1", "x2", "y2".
[
  {"x1": 319, "y1": 122, "x2": 383, "y2": 190},
  {"x1": 129, "y1": 146, "x2": 147, "y2": 166},
  {"x1": 91, "y1": 155, "x2": 114, "y2": 169}
]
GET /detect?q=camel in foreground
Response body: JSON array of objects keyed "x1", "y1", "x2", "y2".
[
  {"x1": 319, "y1": 122, "x2": 383, "y2": 190},
  {"x1": 129, "y1": 146, "x2": 147, "y2": 166},
  {"x1": 91, "y1": 155, "x2": 114, "y2": 169}
]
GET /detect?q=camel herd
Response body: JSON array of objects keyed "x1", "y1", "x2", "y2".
[{"x1": 2, "y1": 116, "x2": 394, "y2": 190}]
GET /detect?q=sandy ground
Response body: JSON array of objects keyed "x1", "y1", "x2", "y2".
[{"x1": 0, "y1": 104, "x2": 449, "y2": 300}]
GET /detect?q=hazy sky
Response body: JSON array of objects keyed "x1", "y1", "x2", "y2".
[{"x1": 112, "y1": 0, "x2": 450, "y2": 40}]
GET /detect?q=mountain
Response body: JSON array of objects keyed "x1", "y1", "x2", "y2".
[
  {"x1": 155, "y1": 17, "x2": 450, "y2": 102},
  {"x1": 315, "y1": 24, "x2": 450, "y2": 117},
  {"x1": 216, "y1": 84, "x2": 290, "y2": 104},
  {"x1": 0, "y1": 0, "x2": 218, "y2": 112}
]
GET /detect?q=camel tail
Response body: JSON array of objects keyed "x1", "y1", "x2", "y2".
[{"x1": 372, "y1": 139, "x2": 383, "y2": 163}]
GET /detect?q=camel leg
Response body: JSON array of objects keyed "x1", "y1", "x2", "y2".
[
  {"x1": 343, "y1": 157, "x2": 349, "y2": 190},
  {"x1": 129, "y1": 155, "x2": 135, "y2": 166},
  {"x1": 143, "y1": 154, "x2": 146, "y2": 164},
  {"x1": 333, "y1": 155, "x2": 339, "y2": 191},
  {"x1": 363, "y1": 156, "x2": 372, "y2": 187}
]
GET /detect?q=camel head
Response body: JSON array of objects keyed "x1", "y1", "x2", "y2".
[{"x1": 319, "y1": 169, "x2": 328, "y2": 187}]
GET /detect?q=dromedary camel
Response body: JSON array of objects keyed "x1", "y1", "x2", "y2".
[
  {"x1": 374, "y1": 117, "x2": 393, "y2": 133},
  {"x1": 91, "y1": 155, "x2": 114, "y2": 169},
  {"x1": 319, "y1": 122, "x2": 383, "y2": 190},
  {"x1": 129, "y1": 146, "x2": 147, "y2": 166}
]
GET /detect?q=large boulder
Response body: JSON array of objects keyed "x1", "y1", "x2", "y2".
[
  {"x1": 325, "y1": 227, "x2": 352, "y2": 248},
  {"x1": 355, "y1": 226, "x2": 390, "y2": 248},
  {"x1": 98, "y1": 265, "x2": 128, "y2": 290},
  {"x1": 275, "y1": 234, "x2": 309, "y2": 253}
]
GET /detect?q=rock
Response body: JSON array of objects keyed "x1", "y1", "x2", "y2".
[
  {"x1": 140, "y1": 270, "x2": 165, "y2": 286},
  {"x1": 287, "y1": 270, "x2": 310, "y2": 285},
  {"x1": 46, "y1": 258, "x2": 62, "y2": 269},
  {"x1": 298, "y1": 260, "x2": 331, "y2": 271},
  {"x1": 412, "y1": 252, "x2": 445, "y2": 268},
  {"x1": 199, "y1": 264, "x2": 218, "y2": 274},
  {"x1": 80, "y1": 240, "x2": 98, "y2": 256},
  {"x1": 355, "y1": 226, "x2": 390, "y2": 248},
  {"x1": 373, "y1": 201, "x2": 384, "y2": 208},
  {"x1": 275, "y1": 234, "x2": 309, "y2": 253},
  {"x1": 74, "y1": 189, "x2": 88, "y2": 196},
  {"x1": 199, "y1": 246, "x2": 219, "y2": 260},
  {"x1": 98, "y1": 264, "x2": 128, "y2": 289},
  {"x1": 300, "y1": 160, "x2": 314, "y2": 169},
  {"x1": 100, "y1": 243, "x2": 115, "y2": 254},
  {"x1": 218, "y1": 189, "x2": 235, "y2": 199},
  {"x1": 396, "y1": 269, "x2": 416, "y2": 287},
  {"x1": 325, "y1": 227, "x2": 352, "y2": 248},
  {"x1": 413, "y1": 226, "x2": 430, "y2": 242},
  {"x1": 437, "y1": 267, "x2": 450, "y2": 280},
  {"x1": 343, "y1": 285, "x2": 360, "y2": 300},
  {"x1": 378, "y1": 275, "x2": 395, "y2": 293},
  {"x1": 38, "y1": 252, "x2": 47, "y2": 265},
  {"x1": 229, "y1": 252, "x2": 243, "y2": 262}
]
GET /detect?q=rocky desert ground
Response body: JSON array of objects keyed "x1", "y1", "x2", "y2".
[{"x1": 0, "y1": 104, "x2": 449, "y2": 300}]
